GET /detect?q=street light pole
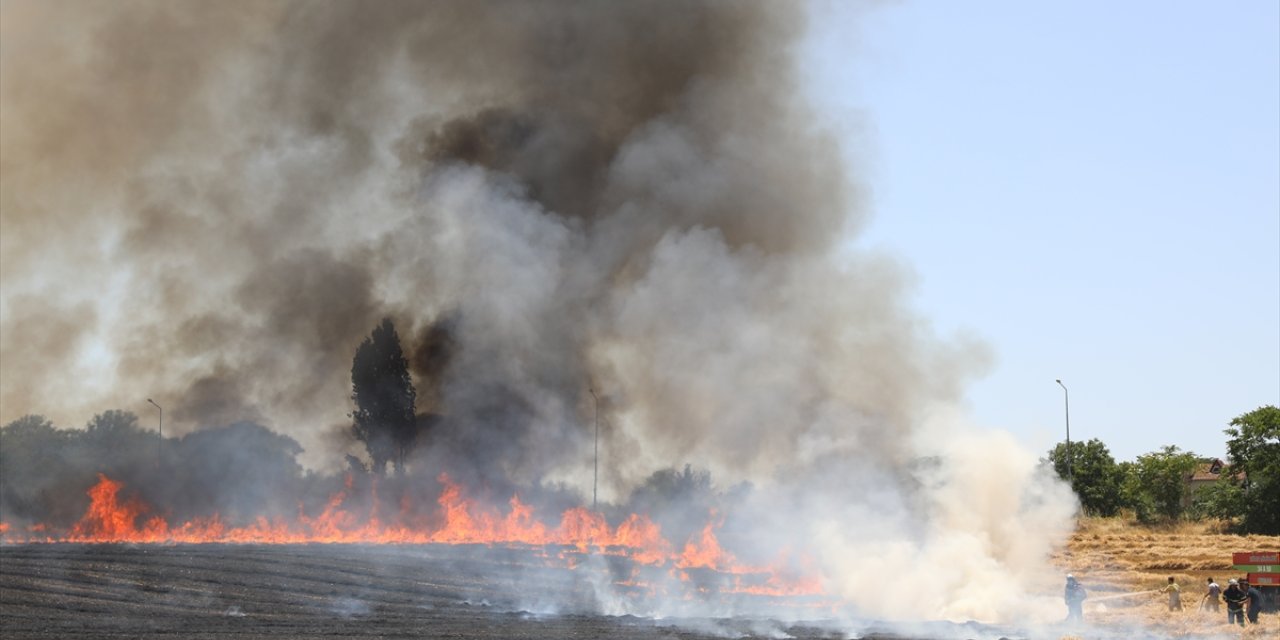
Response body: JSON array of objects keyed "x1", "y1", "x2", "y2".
[
  {"x1": 147, "y1": 398, "x2": 162, "y2": 469},
  {"x1": 589, "y1": 388, "x2": 599, "y2": 511},
  {"x1": 1055, "y1": 380, "x2": 1071, "y2": 482}
]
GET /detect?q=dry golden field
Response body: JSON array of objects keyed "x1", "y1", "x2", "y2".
[{"x1": 1054, "y1": 517, "x2": 1279, "y2": 637}]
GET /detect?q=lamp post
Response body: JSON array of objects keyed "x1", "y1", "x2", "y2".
[
  {"x1": 589, "y1": 388, "x2": 599, "y2": 511},
  {"x1": 147, "y1": 398, "x2": 162, "y2": 468},
  {"x1": 1055, "y1": 380, "x2": 1071, "y2": 482}
]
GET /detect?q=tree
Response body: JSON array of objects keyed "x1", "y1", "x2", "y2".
[
  {"x1": 85, "y1": 410, "x2": 140, "y2": 437},
  {"x1": 81, "y1": 410, "x2": 152, "y2": 474},
  {"x1": 1, "y1": 415, "x2": 66, "y2": 516},
  {"x1": 1189, "y1": 477, "x2": 1244, "y2": 523},
  {"x1": 350, "y1": 318, "x2": 417, "y2": 475},
  {"x1": 164, "y1": 422, "x2": 305, "y2": 524},
  {"x1": 1122, "y1": 445, "x2": 1199, "y2": 523},
  {"x1": 626, "y1": 464, "x2": 715, "y2": 548},
  {"x1": 1046, "y1": 438, "x2": 1125, "y2": 516},
  {"x1": 1222, "y1": 405, "x2": 1280, "y2": 534},
  {"x1": 0, "y1": 415, "x2": 93, "y2": 527}
]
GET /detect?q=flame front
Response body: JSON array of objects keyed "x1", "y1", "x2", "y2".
[{"x1": 1, "y1": 474, "x2": 824, "y2": 599}]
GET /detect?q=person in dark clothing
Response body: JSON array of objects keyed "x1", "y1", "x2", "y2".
[
  {"x1": 1223, "y1": 579, "x2": 1247, "y2": 626},
  {"x1": 1244, "y1": 581, "x2": 1263, "y2": 625},
  {"x1": 1064, "y1": 574, "x2": 1086, "y2": 623}
]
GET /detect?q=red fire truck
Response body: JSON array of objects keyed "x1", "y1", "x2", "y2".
[{"x1": 1233, "y1": 551, "x2": 1280, "y2": 612}]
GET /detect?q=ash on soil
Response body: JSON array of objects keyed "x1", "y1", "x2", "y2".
[
  {"x1": 5, "y1": 544, "x2": 1118, "y2": 640},
  {"x1": 0, "y1": 543, "x2": 906, "y2": 640}
]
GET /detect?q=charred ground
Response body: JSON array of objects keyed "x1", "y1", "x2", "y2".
[{"x1": 0, "y1": 543, "x2": 879, "y2": 640}]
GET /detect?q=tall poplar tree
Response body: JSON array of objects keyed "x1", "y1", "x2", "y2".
[{"x1": 350, "y1": 318, "x2": 417, "y2": 475}]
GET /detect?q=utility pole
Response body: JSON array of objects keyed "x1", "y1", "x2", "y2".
[
  {"x1": 1055, "y1": 380, "x2": 1071, "y2": 482},
  {"x1": 147, "y1": 398, "x2": 162, "y2": 469},
  {"x1": 590, "y1": 388, "x2": 599, "y2": 511}
]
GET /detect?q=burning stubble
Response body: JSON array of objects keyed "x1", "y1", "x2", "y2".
[{"x1": 1, "y1": 0, "x2": 1079, "y2": 625}]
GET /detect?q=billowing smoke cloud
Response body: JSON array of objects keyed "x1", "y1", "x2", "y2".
[{"x1": 0, "y1": 0, "x2": 1077, "y2": 623}]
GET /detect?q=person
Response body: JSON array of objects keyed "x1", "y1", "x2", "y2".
[
  {"x1": 1202, "y1": 577, "x2": 1220, "y2": 613},
  {"x1": 1223, "y1": 578, "x2": 1246, "y2": 626},
  {"x1": 1244, "y1": 580, "x2": 1263, "y2": 625},
  {"x1": 1064, "y1": 574, "x2": 1087, "y2": 623},
  {"x1": 1162, "y1": 576, "x2": 1182, "y2": 611}
]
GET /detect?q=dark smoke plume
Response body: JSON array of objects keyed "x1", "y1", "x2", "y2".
[
  {"x1": 0, "y1": 0, "x2": 1077, "y2": 622},
  {"x1": 1, "y1": 0, "x2": 867, "y2": 478}
]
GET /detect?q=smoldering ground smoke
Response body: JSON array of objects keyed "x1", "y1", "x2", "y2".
[{"x1": 0, "y1": 0, "x2": 1077, "y2": 623}]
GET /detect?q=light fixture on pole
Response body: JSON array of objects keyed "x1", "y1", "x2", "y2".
[
  {"x1": 589, "y1": 388, "x2": 599, "y2": 511},
  {"x1": 147, "y1": 398, "x2": 162, "y2": 468},
  {"x1": 1055, "y1": 380, "x2": 1071, "y2": 482}
]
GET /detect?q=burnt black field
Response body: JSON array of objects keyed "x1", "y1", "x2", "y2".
[
  {"x1": 0, "y1": 543, "x2": 842, "y2": 639},
  {"x1": 0, "y1": 543, "x2": 1075, "y2": 640}
]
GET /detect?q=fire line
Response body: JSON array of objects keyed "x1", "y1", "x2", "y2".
[{"x1": 0, "y1": 473, "x2": 824, "y2": 599}]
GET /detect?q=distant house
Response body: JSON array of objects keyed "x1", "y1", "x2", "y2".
[
  {"x1": 1189, "y1": 458, "x2": 1226, "y2": 488},
  {"x1": 1184, "y1": 458, "x2": 1245, "y2": 508}
]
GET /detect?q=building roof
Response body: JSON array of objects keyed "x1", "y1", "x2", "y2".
[
  {"x1": 1189, "y1": 458, "x2": 1225, "y2": 483},
  {"x1": 1187, "y1": 458, "x2": 1246, "y2": 483}
]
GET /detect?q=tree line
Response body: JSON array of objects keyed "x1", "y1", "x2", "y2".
[
  {"x1": 1044, "y1": 405, "x2": 1279, "y2": 534},
  {"x1": 0, "y1": 411, "x2": 317, "y2": 529},
  {"x1": 0, "y1": 316, "x2": 426, "y2": 529}
]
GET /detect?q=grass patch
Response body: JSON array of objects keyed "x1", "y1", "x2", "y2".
[{"x1": 1054, "y1": 516, "x2": 1279, "y2": 635}]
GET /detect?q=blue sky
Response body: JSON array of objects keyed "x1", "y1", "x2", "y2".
[{"x1": 803, "y1": 1, "x2": 1280, "y2": 462}]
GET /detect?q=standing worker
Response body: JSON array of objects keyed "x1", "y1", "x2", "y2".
[
  {"x1": 1223, "y1": 578, "x2": 1247, "y2": 626},
  {"x1": 1243, "y1": 579, "x2": 1263, "y2": 625},
  {"x1": 1161, "y1": 576, "x2": 1182, "y2": 611},
  {"x1": 1201, "y1": 577, "x2": 1220, "y2": 613},
  {"x1": 1064, "y1": 574, "x2": 1087, "y2": 623}
]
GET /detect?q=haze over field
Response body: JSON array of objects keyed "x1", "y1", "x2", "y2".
[{"x1": 1, "y1": 0, "x2": 1079, "y2": 623}]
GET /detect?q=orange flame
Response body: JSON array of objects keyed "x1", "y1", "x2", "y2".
[
  {"x1": 0, "y1": 473, "x2": 824, "y2": 598},
  {"x1": 68, "y1": 474, "x2": 168, "y2": 542},
  {"x1": 677, "y1": 519, "x2": 735, "y2": 571}
]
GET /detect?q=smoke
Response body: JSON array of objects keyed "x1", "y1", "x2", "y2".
[{"x1": 0, "y1": 0, "x2": 1078, "y2": 624}]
